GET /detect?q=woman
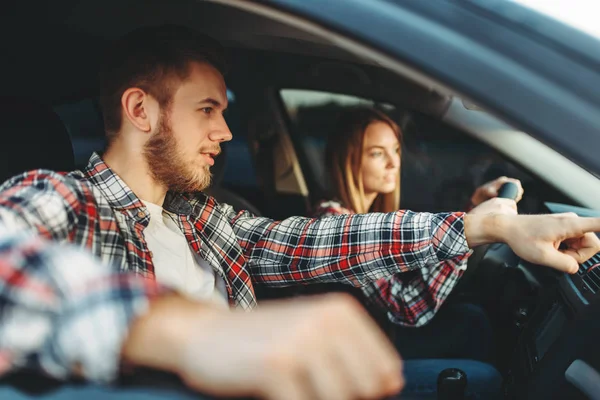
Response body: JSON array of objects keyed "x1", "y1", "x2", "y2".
[
  {"x1": 313, "y1": 107, "x2": 522, "y2": 398},
  {"x1": 314, "y1": 107, "x2": 521, "y2": 217}
]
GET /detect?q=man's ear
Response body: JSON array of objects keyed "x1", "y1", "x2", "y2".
[{"x1": 121, "y1": 88, "x2": 158, "y2": 133}]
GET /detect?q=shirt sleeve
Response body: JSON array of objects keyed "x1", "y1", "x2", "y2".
[
  {"x1": 0, "y1": 227, "x2": 164, "y2": 382},
  {"x1": 361, "y1": 253, "x2": 470, "y2": 327},
  {"x1": 0, "y1": 170, "x2": 84, "y2": 240},
  {"x1": 314, "y1": 199, "x2": 471, "y2": 327},
  {"x1": 222, "y1": 202, "x2": 470, "y2": 288}
]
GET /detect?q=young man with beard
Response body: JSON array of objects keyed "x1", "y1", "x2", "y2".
[{"x1": 1, "y1": 25, "x2": 600, "y2": 400}]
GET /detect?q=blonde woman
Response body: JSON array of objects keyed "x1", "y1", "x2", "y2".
[{"x1": 313, "y1": 107, "x2": 522, "y2": 399}]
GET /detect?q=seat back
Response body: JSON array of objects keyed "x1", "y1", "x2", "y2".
[
  {"x1": 0, "y1": 97, "x2": 75, "y2": 184},
  {"x1": 204, "y1": 143, "x2": 262, "y2": 216}
]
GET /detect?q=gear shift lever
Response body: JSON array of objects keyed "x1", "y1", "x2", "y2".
[{"x1": 437, "y1": 368, "x2": 467, "y2": 400}]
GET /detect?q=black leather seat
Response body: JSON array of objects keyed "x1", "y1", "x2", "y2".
[
  {"x1": 0, "y1": 96, "x2": 78, "y2": 395},
  {"x1": 0, "y1": 96, "x2": 260, "y2": 218},
  {"x1": 204, "y1": 143, "x2": 262, "y2": 216},
  {"x1": 0, "y1": 96, "x2": 75, "y2": 184}
]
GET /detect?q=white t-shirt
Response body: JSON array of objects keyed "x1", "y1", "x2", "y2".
[{"x1": 142, "y1": 201, "x2": 229, "y2": 308}]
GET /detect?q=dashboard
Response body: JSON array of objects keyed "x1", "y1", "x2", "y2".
[{"x1": 502, "y1": 202, "x2": 600, "y2": 400}]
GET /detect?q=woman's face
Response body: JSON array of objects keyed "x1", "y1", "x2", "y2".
[{"x1": 360, "y1": 121, "x2": 401, "y2": 196}]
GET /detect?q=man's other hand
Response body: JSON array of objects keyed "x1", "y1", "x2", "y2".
[{"x1": 124, "y1": 293, "x2": 404, "y2": 400}]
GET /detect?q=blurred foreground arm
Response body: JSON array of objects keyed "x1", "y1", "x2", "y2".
[
  {"x1": 0, "y1": 228, "x2": 403, "y2": 400},
  {"x1": 0, "y1": 226, "x2": 164, "y2": 381}
]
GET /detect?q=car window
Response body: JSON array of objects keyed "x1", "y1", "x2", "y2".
[
  {"x1": 279, "y1": 89, "x2": 550, "y2": 214},
  {"x1": 279, "y1": 89, "x2": 396, "y2": 188},
  {"x1": 222, "y1": 89, "x2": 257, "y2": 188}
]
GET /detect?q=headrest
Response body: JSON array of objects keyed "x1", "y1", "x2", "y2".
[
  {"x1": 0, "y1": 97, "x2": 75, "y2": 183},
  {"x1": 211, "y1": 142, "x2": 227, "y2": 186}
]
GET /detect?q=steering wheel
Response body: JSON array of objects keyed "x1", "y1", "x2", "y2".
[{"x1": 451, "y1": 182, "x2": 520, "y2": 294}]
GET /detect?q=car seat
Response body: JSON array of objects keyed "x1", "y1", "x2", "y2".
[
  {"x1": 0, "y1": 96, "x2": 75, "y2": 184},
  {"x1": 203, "y1": 143, "x2": 262, "y2": 216}
]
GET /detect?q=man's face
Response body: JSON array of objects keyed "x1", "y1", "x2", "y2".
[{"x1": 144, "y1": 62, "x2": 232, "y2": 193}]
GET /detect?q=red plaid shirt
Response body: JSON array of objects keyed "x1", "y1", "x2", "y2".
[
  {"x1": 0, "y1": 226, "x2": 164, "y2": 382},
  {"x1": 313, "y1": 200, "x2": 471, "y2": 326},
  {"x1": 0, "y1": 153, "x2": 470, "y2": 341}
]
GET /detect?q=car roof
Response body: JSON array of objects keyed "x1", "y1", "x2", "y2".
[
  {"x1": 0, "y1": 1, "x2": 449, "y2": 117},
  {"x1": 3, "y1": 0, "x2": 600, "y2": 175}
]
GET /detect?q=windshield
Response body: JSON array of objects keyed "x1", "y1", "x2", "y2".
[{"x1": 512, "y1": 0, "x2": 600, "y2": 40}]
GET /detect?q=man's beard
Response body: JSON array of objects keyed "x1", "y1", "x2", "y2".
[{"x1": 143, "y1": 112, "x2": 212, "y2": 193}]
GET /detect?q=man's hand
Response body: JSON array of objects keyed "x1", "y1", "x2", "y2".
[
  {"x1": 470, "y1": 176, "x2": 524, "y2": 206},
  {"x1": 123, "y1": 293, "x2": 403, "y2": 400},
  {"x1": 465, "y1": 212, "x2": 600, "y2": 274},
  {"x1": 500, "y1": 213, "x2": 600, "y2": 274},
  {"x1": 468, "y1": 197, "x2": 517, "y2": 216}
]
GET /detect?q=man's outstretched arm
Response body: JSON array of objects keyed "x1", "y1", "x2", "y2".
[{"x1": 226, "y1": 200, "x2": 600, "y2": 286}]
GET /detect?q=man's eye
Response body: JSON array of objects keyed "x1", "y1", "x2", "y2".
[{"x1": 201, "y1": 107, "x2": 213, "y2": 114}]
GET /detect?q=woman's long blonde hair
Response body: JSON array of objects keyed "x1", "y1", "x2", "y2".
[{"x1": 325, "y1": 107, "x2": 402, "y2": 214}]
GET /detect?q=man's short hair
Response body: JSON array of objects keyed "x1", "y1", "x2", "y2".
[{"x1": 98, "y1": 25, "x2": 226, "y2": 140}]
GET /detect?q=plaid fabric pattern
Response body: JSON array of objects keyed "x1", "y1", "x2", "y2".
[
  {"x1": 0, "y1": 226, "x2": 163, "y2": 382},
  {"x1": 313, "y1": 200, "x2": 471, "y2": 326},
  {"x1": 0, "y1": 153, "x2": 470, "y2": 316}
]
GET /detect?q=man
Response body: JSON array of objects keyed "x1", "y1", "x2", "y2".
[{"x1": 0, "y1": 25, "x2": 599, "y2": 400}]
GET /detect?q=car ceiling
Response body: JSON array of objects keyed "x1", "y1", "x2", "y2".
[{"x1": 1, "y1": 0, "x2": 450, "y2": 116}]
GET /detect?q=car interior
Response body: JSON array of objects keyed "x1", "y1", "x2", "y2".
[{"x1": 2, "y1": 0, "x2": 600, "y2": 399}]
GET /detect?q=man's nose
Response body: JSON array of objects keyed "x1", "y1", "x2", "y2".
[{"x1": 209, "y1": 119, "x2": 233, "y2": 143}]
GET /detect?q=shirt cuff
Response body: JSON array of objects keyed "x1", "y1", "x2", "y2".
[{"x1": 429, "y1": 212, "x2": 470, "y2": 263}]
